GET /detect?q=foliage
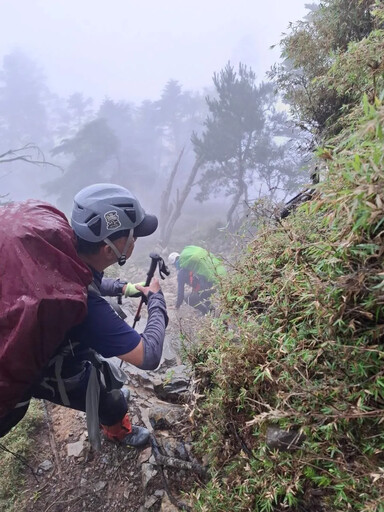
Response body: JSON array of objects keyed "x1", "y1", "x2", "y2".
[
  {"x1": 188, "y1": 98, "x2": 384, "y2": 511},
  {"x1": 325, "y1": 26, "x2": 384, "y2": 106},
  {"x1": 46, "y1": 118, "x2": 119, "y2": 209},
  {"x1": 42, "y1": 80, "x2": 208, "y2": 220},
  {"x1": 193, "y1": 62, "x2": 305, "y2": 229},
  {"x1": 269, "y1": 0, "x2": 379, "y2": 139},
  {"x1": 67, "y1": 92, "x2": 94, "y2": 129},
  {"x1": 0, "y1": 400, "x2": 44, "y2": 512},
  {"x1": 0, "y1": 50, "x2": 51, "y2": 148},
  {"x1": 156, "y1": 79, "x2": 206, "y2": 155}
]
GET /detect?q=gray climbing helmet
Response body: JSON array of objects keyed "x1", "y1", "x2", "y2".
[{"x1": 71, "y1": 183, "x2": 158, "y2": 243}]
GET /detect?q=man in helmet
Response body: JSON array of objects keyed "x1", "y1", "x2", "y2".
[{"x1": 0, "y1": 183, "x2": 168, "y2": 449}]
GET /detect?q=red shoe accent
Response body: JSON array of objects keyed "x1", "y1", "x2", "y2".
[{"x1": 101, "y1": 414, "x2": 132, "y2": 442}]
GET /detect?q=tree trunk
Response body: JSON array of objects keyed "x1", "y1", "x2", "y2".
[
  {"x1": 160, "y1": 157, "x2": 202, "y2": 249},
  {"x1": 226, "y1": 162, "x2": 246, "y2": 230},
  {"x1": 159, "y1": 147, "x2": 185, "y2": 242}
]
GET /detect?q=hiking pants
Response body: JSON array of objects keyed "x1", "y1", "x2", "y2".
[
  {"x1": 187, "y1": 288, "x2": 213, "y2": 314},
  {"x1": 0, "y1": 357, "x2": 127, "y2": 438}
]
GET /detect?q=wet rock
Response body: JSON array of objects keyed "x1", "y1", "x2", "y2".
[
  {"x1": 266, "y1": 426, "x2": 306, "y2": 451},
  {"x1": 154, "y1": 379, "x2": 190, "y2": 403},
  {"x1": 148, "y1": 404, "x2": 185, "y2": 430},
  {"x1": 158, "y1": 438, "x2": 189, "y2": 460}
]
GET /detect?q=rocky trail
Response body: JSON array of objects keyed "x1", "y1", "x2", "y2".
[{"x1": 17, "y1": 268, "x2": 207, "y2": 512}]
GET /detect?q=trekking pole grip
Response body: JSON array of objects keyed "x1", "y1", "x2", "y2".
[
  {"x1": 132, "y1": 253, "x2": 162, "y2": 328},
  {"x1": 145, "y1": 253, "x2": 162, "y2": 286}
]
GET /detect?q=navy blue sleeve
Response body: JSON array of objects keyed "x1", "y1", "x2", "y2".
[
  {"x1": 99, "y1": 277, "x2": 126, "y2": 296},
  {"x1": 71, "y1": 294, "x2": 141, "y2": 358}
]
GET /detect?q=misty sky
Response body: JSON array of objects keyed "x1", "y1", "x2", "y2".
[{"x1": 1, "y1": 0, "x2": 311, "y2": 104}]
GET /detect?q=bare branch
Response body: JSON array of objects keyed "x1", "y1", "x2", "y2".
[{"x1": 0, "y1": 144, "x2": 63, "y2": 171}]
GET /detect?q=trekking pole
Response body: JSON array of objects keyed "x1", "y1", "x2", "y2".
[
  {"x1": 133, "y1": 253, "x2": 159, "y2": 328},
  {"x1": 120, "y1": 253, "x2": 169, "y2": 367}
]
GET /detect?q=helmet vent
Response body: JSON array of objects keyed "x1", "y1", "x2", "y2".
[
  {"x1": 88, "y1": 217, "x2": 102, "y2": 237},
  {"x1": 124, "y1": 208, "x2": 136, "y2": 223}
]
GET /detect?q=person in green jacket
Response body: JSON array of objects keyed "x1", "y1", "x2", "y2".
[{"x1": 168, "y1": 246, "x2": 226, "y2": 315}]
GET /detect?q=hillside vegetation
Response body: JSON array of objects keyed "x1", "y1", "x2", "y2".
[
  {"x1": 188, "y1": 2, "x2": 384, "y2": 510},
  {"x1": 188, "y1": 94, "x2": 384, "y2": 512}
]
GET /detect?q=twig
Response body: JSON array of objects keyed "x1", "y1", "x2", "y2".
[
  {"x1": 246, "y1": 407, "x2": 384, "y2": 427},
  {"x1": 153, "y1": 452, "x2": 206, "y2": 476},
  {"x1": 0, "y1": 442, "x2": 39, "y2": 483},
  {"x1": 150, "y1": 434, "x2": 194, "y2": 511},
  {"x1": 42, "y1": 401, "x2": 62, "y2": 477},
  {"x1": 43, "y1": 487, "x2": 87, "y2": 512}
]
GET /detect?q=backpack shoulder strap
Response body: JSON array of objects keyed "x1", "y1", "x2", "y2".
[{"x1": 88, "y1": 280, "x2": 101, "y2": 296}]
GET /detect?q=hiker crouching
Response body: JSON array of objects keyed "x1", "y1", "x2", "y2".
[{"x1": 0, "y1": 183, "x2": 168, "y2": 450}]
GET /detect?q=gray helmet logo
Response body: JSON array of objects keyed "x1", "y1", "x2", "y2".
[{"x1": 104, "y1": 210, "x2": 122, "y2": 230}]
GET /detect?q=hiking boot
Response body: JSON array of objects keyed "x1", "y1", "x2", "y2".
[
  {"x1": 121, "y1": 425, "x2": 150, "y2": 447},
  {"x1": 101, "y1": 414, "x2": 149, "y2": 447}
]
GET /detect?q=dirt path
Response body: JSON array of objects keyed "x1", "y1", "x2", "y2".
[{"x1": 17, "y1": 269, "x2": 205, "y2": 512}]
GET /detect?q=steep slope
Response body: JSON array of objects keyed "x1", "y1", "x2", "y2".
[{"x1": 188, "y1": 99, "x2": 384, "y2": 511}]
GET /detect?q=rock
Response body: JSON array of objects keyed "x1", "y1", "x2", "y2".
[
  {"x1": 158, "y1": 357, "x2": 178, "y2": 370},
  {"x1": 138, "y1": 446, "x2": 152, "y2": 464},
  {"x1": 153, "y1": 379, "x2": 190, "y2": 403},
  {"x1": 66, "y1": 432, "x2": 88, "y2": 457},
  {"x1": 141, "y1": 462, "x2": 158, "y2": 488},
  {"x1": 38, "y1": 459, "x2": 53, "y2": 472},
  {"x1": 158, "y1": 438, "x2": 189, "y2": 460},
  {"x1": 160, "y1": 495, "x2": 180, "y2": 511},
  {"x1": 152, "y1": 364, "x2": 191, "y2": 403},
  {"x1": 143, "y1": 495, "x2": 159, "y2": 509},
  {"x1": 94, "y1": 481, "x2": 107, "y2": 492},
  {"x1": 266, "y1": 426, "x2": 306, "y2": 451},
  {"x1": 131, "y1": 414, "x2": 139, "y2": 424},
  {"x1": 148, "y1": 404, "x2": 185, "y2": 430}
]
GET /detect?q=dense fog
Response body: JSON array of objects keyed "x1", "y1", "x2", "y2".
[{"x1": 0, "y1": 1, "x2": 314, "y2": 250}]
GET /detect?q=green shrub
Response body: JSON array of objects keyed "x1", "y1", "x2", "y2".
[
  {"x1": 0, "y1": 400, "x2": 44, "y2": 512},
  {"x1": 189, "y1": 99, "x2": 384, "y2": 511}
]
